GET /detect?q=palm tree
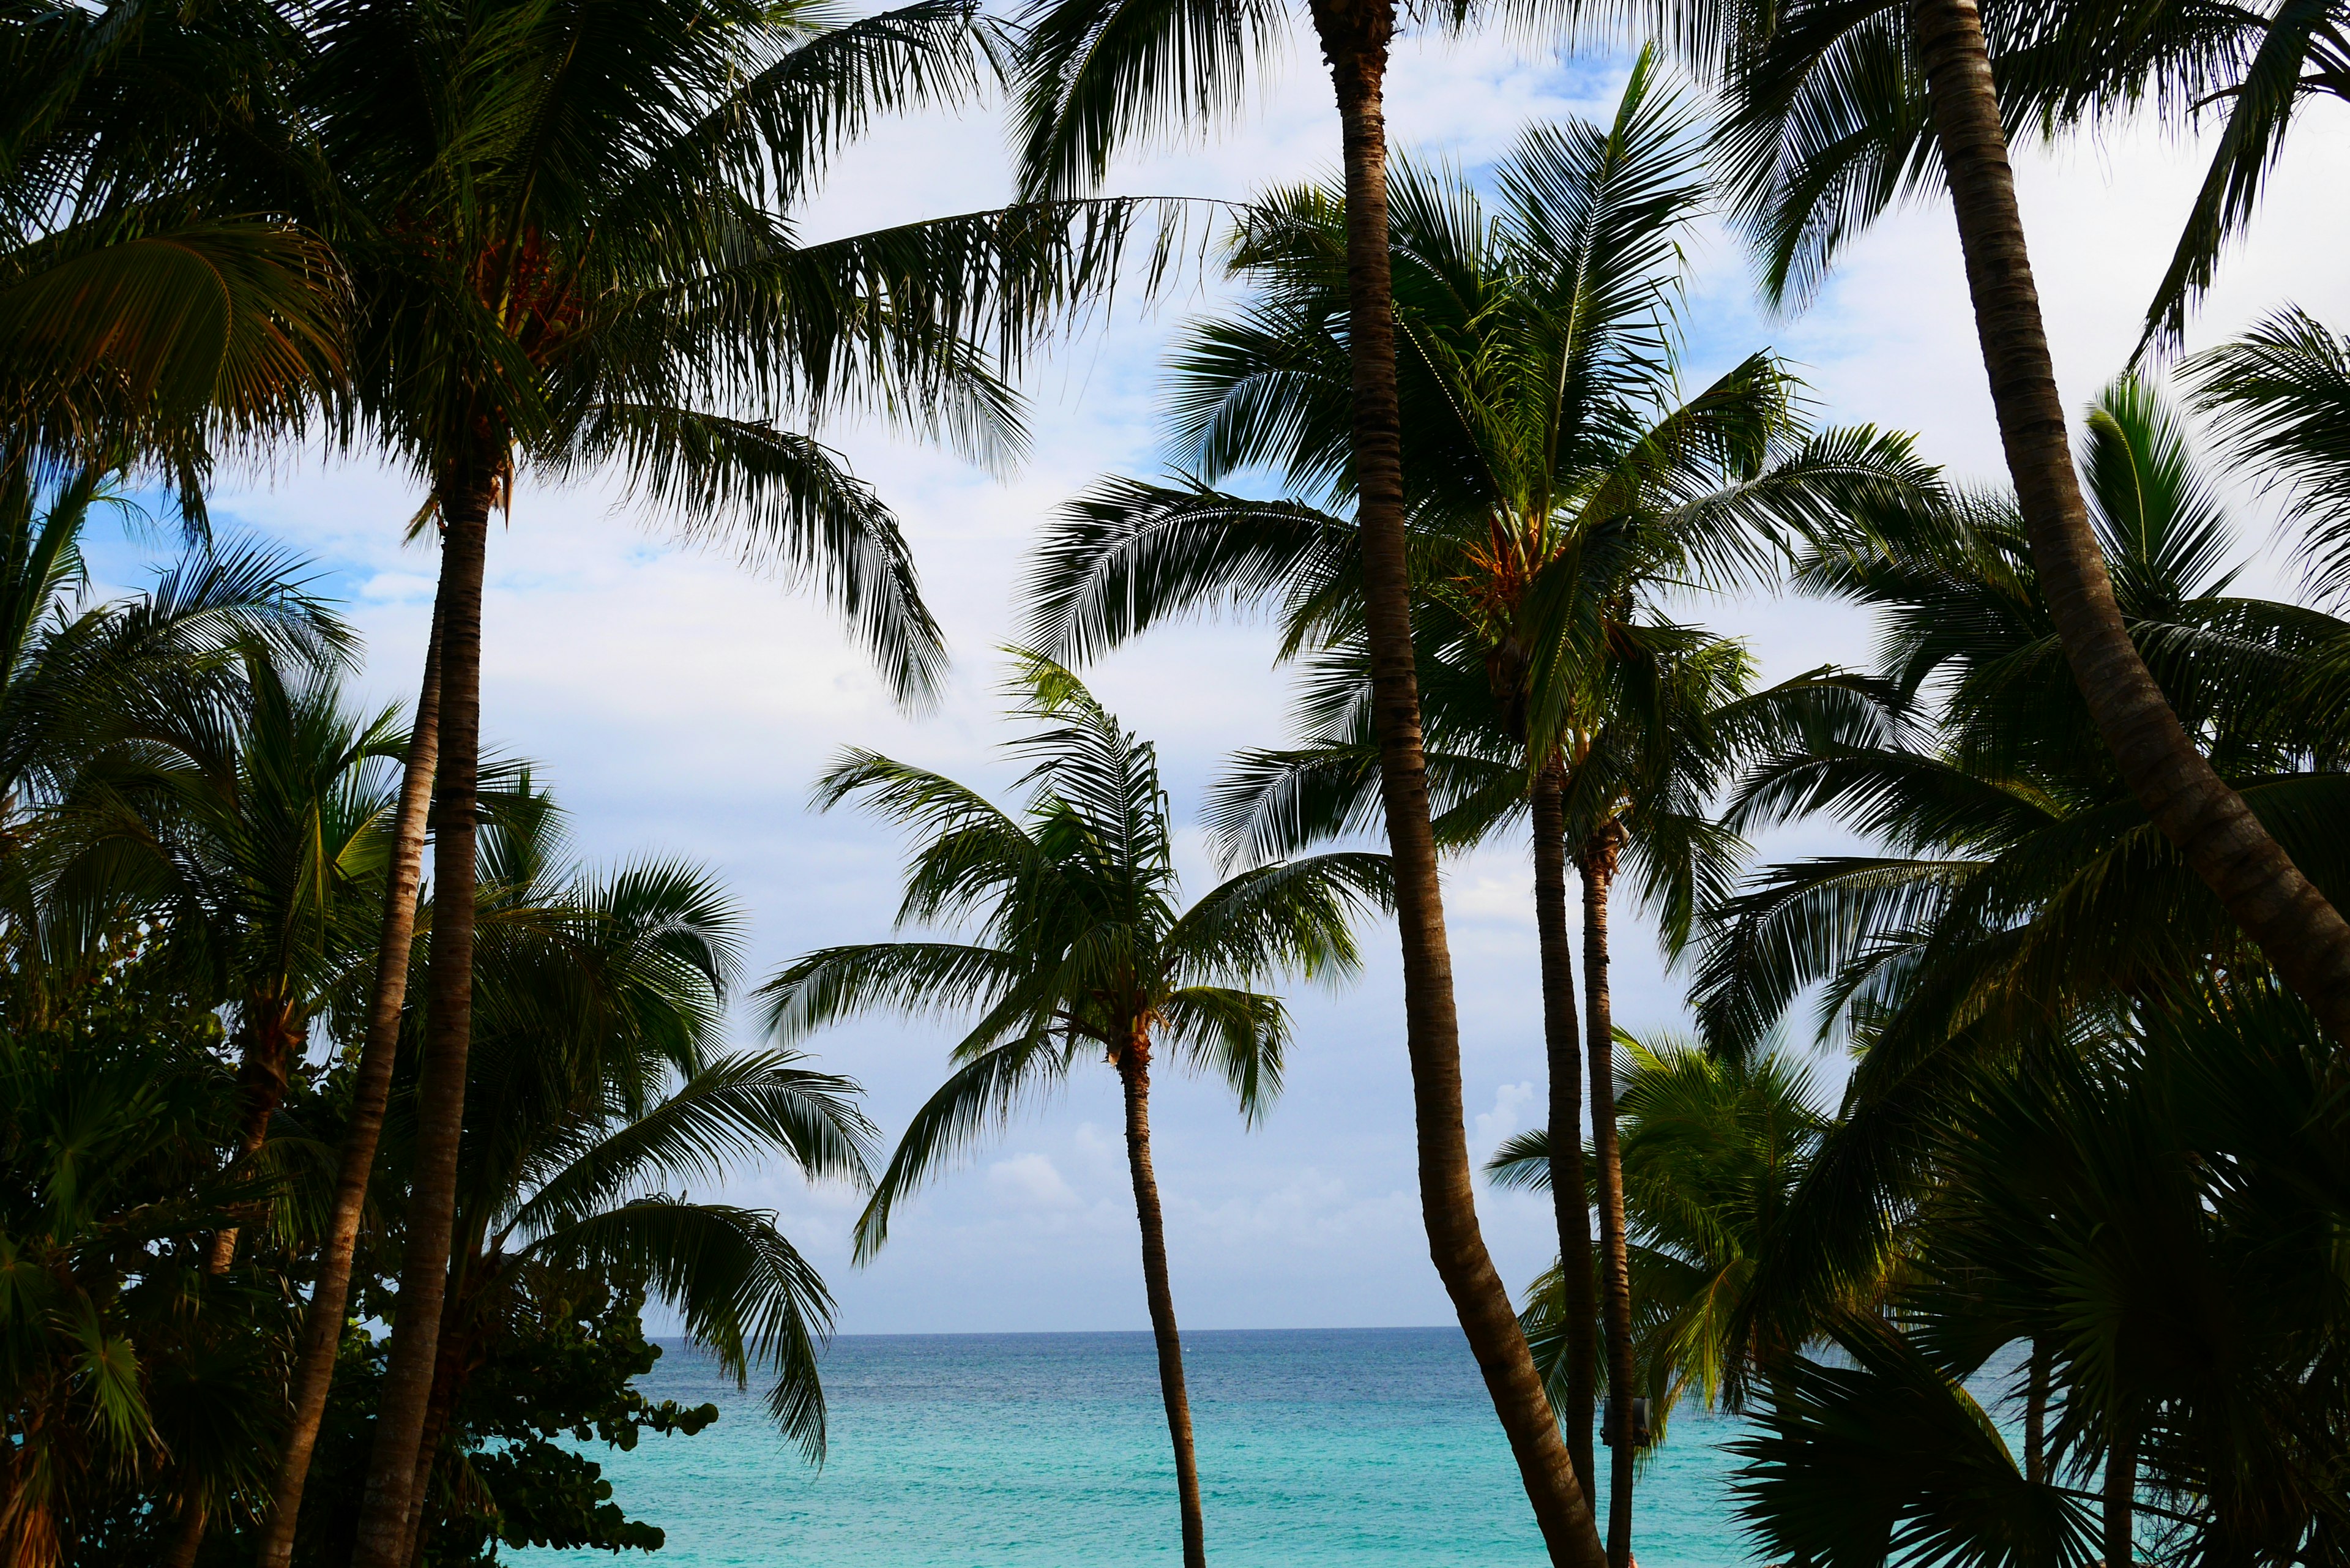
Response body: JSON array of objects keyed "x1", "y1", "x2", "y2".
[
  {"x1": 1024, "y1": 75, "x2": 1923, "y2": 1553},
  {"x1": 1491, "y1": 1037, "x2": 1829, "y2": 1428},
  {"x1": 1692, "y1": 0, "x2": 2350, "y2": 1039},
  {"x1": 1732, "y1": 979, "x2": 2350, "y2": 1566},
  {"x1": 1688, "y1": 375, "x2": 2350, "y2": 1373},
  {"x1": 0, "y1": 465, "x2": 349, "y2": 1025},
  {"x1": 1010, "y1": 0, "x2": 1610, "y2": 1539},
  {"x1": 761, "y1": 654, "x2": 1389, "y2": 1568},
  {"x1": 2190, "y1": 307, "x2": 2350, "y2": 613},
  {"x1": 384, "y1": 785, "x2": 873, "y2": 1566},
  {"x1": 111, "y1": 2, "x2": 1166, "y2": 1553},
  {"x1": 50, "y1": 646, "x2": 401, "y2": 1274},
  {"x1": 1, "y1": 0, "x2": 343, "y2": 488}
]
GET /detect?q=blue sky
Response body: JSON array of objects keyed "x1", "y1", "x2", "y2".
[{"x1": 86, "y1": 32, "x2": 2350, "y2": 1334}]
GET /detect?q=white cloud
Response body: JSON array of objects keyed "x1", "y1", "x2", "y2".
[{"x1": 987, "y1": 1152, "x2": 1084, "y2": 1211}]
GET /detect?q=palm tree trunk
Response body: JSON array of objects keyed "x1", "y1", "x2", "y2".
[
  {"x1": 2103, "y1": 1421, "x2": 2136, "y2": 1566},
  {"x1": 1532, "y1": 757, "x2": 1596, "y2": 1494},
  {"x1": 351, "y1": 469, "x2": 491, "y2": 1568},
  {"x1": 1580, "y1": 822, "x2": 1635, "y2": 1568},
  {"x1": 1910, "y1": 0, "x2": 2350, "y2": 1037},
  {"x1": 397, "y1": 1307, "x2": 475, "y2": 1568},
  {"x1": 1305, "y1": 6, "x2": 1605, "y2": 1565},
  {"x1": 205, "y1": 1004, "x2": 303, "y2": 1272},
  {"x1": 254, "y1": 589, "x2": 444, "y2": 1568},
  {"x1": 1116, "y1": 1039, "x2": 1207, "y2": 1568},
  {"x1": 2024, "y1": 1337, "x2": 2050, "y2": 1485},
  {"x1": 162, "y1": 1498, "x2": 204, "y2": 1568}
]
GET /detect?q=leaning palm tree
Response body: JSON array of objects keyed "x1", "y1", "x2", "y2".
[
  {"x1": 1674, "y1": 0, "x2": 2350, "y2": 1037},
  {"x1": 761, "y1": 653, "x2": 1389, "y2": 1568}
]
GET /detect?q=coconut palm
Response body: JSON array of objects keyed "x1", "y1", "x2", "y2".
[
  {"x1": 132, "y1": 1, "x2": 1168, "y2": 1551},
  {"x1": 381, "y1": 785, "x2": 873, "y2": 1565},
  {"x1": 1680, "y1": 0, "x2": 2350, "y2": 1039},
  {"x1": 1733, "y1": 979, "x2": 2350, "y2": 1567},
  {"x1": 1024, "y1": 74, "x2": 1923, "y2": 1553},
  {"x1": 0, "y1": 465, "x2": 349, "y2": 1031},
  {"x1": 2190, "y1": 307, "x2": 2350, "y2": 614},
  {"x1": 1012, "y1": 0, "x2": 1611, "y2": 1539},
  {"x1": 1688, "y1": 375, "x2": 2350, "y2": 1372},
  {"x1": 1490, "y1": 1036, "x2": 1830, "y2": 1438},
  {"x1": 761, "y1": 654, "x2": 1389, "y2": 1568}
]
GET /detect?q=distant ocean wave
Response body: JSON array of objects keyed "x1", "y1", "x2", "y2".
[{"x1": 513, "y1": 1326, "x2": 1761, "y2": 1567}]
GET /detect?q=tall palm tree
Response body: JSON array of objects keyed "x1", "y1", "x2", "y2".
[
  {"x1": 120, "y1": 2, "x2": 1164, "y2": 1553},
  {"x1": 761, "y1": 654, "x2": 1389, "y2": 1568},
  {"x1": 1689, "y1": 0, "x2": 2350, "y2": 1039},
  {"x1": 1024, "y1": 76, "x2": 1922, "y2": 1554},
  {"x1": 384, "y1": 786, "x2": 873, "y2": 1566},
  {"x1": 1010, "y1": 0, "x2": 1610, "y2": 1540}
]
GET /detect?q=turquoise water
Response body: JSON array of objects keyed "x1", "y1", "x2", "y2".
[{"x1": 518, "y1": 1329, "x2": 1762, "y2": 1567}]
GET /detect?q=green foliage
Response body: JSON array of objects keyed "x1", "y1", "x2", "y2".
[{"x1": 293, "y1": 1271, "x2": 720, "y2": 1567}]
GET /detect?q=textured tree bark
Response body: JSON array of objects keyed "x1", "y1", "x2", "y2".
[
  {"x1": 255, "y1": 589, "x2": 445, "y2": 1568},
  {"x1": 206, "y1": 1003, "x2": 305, "y2": 1272},
  {"x1": 351, "y1": 470, "x2": 490, "y2": 1568},
  {"x1": 2103, "y1": 1421, "x2": 2136, "y2": 1566},
  {"x1": 1118, "y1": 1040, "x2": 1207, "y2": 1568},
  {"x1": 1532, "y1": 758, "x2": 1597, "y2": 1495},
  {"x1": 2025, "y1": 1338, "x2": 2050, "y2": 1486},
  {"x1": 1580, "y1": 823, "x2": 1635, "y2": 1568},
  {"x1": 1910, "y1": 0, "x2": 2350, "y2": 1037},
  {"x1": 1305, "y1": 4, "x2": 1605, "y2": 1561},
  {"x1": 398, "y1": 1304, "x2": 477, "y2": 1568}
]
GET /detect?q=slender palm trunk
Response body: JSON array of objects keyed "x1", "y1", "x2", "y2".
[
  {"x1": 255, "y1": 592, "x2": 444, "y2": 1568},
  {"x1": 1116, "y1": 1039, "x2": 1206, "y2": 1568},
  {"x1": 206, "y1": 1004, "x2": 306, "y2": 1274},
  {"x1": 1532, "y1": 758, "x2": 1596, "y2": 1493},
  {"x1": 2103, "y1": 1421, "x2": 2136, "y2": 1566},
  {"x1": 1580, "y1": 823, "x2": 1635, "y2": 1568},
  {"x1": 1305, "y1": 6, "x2": 1604, "y2": 1565},
  {"x1": 351, "y1": 470, "x2": 491, "y2": 1568},
  {"x1": 2024, "y1": 1338, "x2": 2050, "y2": 1486},
  {"x1": 1910, "y1": 0, "x2": 2350, "y2": 1036},
  {"x1": 398, "y1": 1303, "x2": 476, "y2": 1568}
]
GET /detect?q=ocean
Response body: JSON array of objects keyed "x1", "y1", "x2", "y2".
[{"x1": 516, "y1": 1327, "x2": 1761, "y2": 1568}]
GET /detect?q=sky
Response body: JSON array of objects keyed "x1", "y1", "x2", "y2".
[{"x1": 90, "y1": 27, "x2": 2350, "y2": 1335}]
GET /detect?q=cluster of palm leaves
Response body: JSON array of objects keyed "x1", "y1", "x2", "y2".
[
  {"x1": 9, "y1": 0, "x2": 2350, "y2": 1557},
  {"x1": 0, "y1": 473, "x2": 871, "y2": 1566}
]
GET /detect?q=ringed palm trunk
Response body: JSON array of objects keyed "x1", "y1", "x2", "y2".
[
  {"x1": 1579, "y1": 821, "x2": 1635, "y2": 1568},
  {"x1": 1532, "y1": 757, "x2": 1597, "y2": 1493},
  {"x1": 1911, "y1": 0, "x2": 2350, "y2": 1037},
  {"x1": 352, "y1": 463, "x2": 492, "y2": 1568},
  {"x1": 398, "y1": 1286, "x2": 480, "y2": 1568},
  {"x1": 255, "y1": 591, "x2": 444, "y2": 1568},
  {"x1": 1115, "y1": 1036, "x2": 1207, "y2": 1568},
  {"x1": 1304, "y1": 2, "x2": 1605, "y2": 1560}
]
